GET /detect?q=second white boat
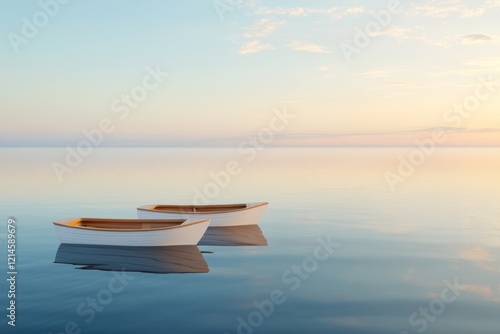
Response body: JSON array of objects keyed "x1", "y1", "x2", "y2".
[{"x1": 137, "y1": 202, "x2": 268, "y2": 227}]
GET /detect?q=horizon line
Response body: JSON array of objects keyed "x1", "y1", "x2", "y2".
[{"x1": 1, "y1": 145, "x2": 500, "y2": 148}]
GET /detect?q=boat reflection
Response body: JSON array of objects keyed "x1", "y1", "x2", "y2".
[
  {"x1": 54, "y1": 244, "x2": 209, "y2": 274},
  {"x1": 198, "y1": 225, "x2": 268, "y2": 246}
]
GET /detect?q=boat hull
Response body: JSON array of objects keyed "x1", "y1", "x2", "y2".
[
  {"x1": 137, "y1": 203, "x2": 268, "y2": 227},
  {"x1": 53, "y1": 220, "x2": 210, "y2": 246}
]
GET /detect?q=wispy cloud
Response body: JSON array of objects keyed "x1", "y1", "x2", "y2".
[
  {"x1": 414, "y1": 34, "x2": 453, "y2": 47},
  {"x1": 282, "y1": 128, "x2": 500, "y2": 139},
  {"x1": 330, "y1": 6, "x2": 365, "y2": 20},
  {"x1": 362, "y1": 25, "x2": 454, "y2": 47},
  {"x1": 411, "y1": 2, "x2": 463, "y2": 18},
  {"x1": 288, "y1": 41, "x2": 331, "y2": 53},
  {"x1": 410, "y1": 0, "x2": 500, "y2": 18},
  {"x1": 413, "y1": 127, "x2": 500, "y2": 134},
  {"x1": 362, "y1": 70, "x2": 390, "y2": 78},
  {"x1": 288, "y1": 7, "x2": 306, "y2": 16},
  {"x1": 254, "y1": 5, "x2": 364, "y2": 19},
  {"x1": 254, "y1": 6, "x2": 301, "y2": 16},
  {"x1": 460, "y1": 7, "x2": 486, "y2": 18},
  {"x1": 430, "y1": 57, "x2": 500, "y2": 77},
  {"x1": 239, "y1": 40, "x2": 273, "y2": 55},
  {"x1": 239, "y1": 18, "x2": 283, "y2": 55},
  {"x1": 486, "y1": 0, "x2": 500, "y2": 8},
  {"x1": 243, "y1": 18, "x2": 285, "y2": 38},
  {"x1": 193, "y1": 128, "x2": 500, "y2": 147},
  {"x1": 369, "y1": 26, "x2": 410, "y2": 39},
  {"x1": 375, "y1": 79, "x2": 451, "y2": 89},
  {"x1": 459, "y1": 34, "x2": 499, "y2": 44},
  {"x1": 463, "y1": 56, "x2": 500, "y2": 67},
  {"x1": 379, "y1": 80, "x2": 416, "y2": 88}
]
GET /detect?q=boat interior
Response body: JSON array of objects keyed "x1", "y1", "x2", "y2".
[
  {"x1": 153, "y1": 204, "x2": 248, "y2": 213},
  {"x1": 65, "y1": 218, "x2": 186, "y2": 230}
]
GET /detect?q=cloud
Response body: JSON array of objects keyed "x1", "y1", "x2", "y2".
[
  {"x1": 254, "y1": 5, "x2": 364, "y2": 18},
  {"x1": 416, "y1": 35, "x2": 453, "y2": 47},
  {"x1": 239, "y1": 40, "x2": 273, "y2": 55},
  {"x1": 415, "y1": 127, "x2": 500, "y2": 134},
  {"x1": 362, "y1": 70, "x2": 390, "y2": 78},
  {"x1": 369, "y1": 26, "x2": 410, "y2": 39},
  {"x1": 330, "y1": 6, "x2": 365, "y2": 19},
  {"x1": 463, "y1": 56, "x2": 500, "y2": 67},
  {"x1": 460, "y1": 7, "x2": 485, "y2": 18},
  {"x1": 243, "y1": 18, "x2": 285, "y2": 38},
  {"x1": 288, "y1": 7, "x2": 306, "y2": 16},
  {"x1": 415, "y1": 126, "x2": 467, "y2": 133},
  {"x1": 430, "y1": 62, "x2": 500, "y2": 77},
  {"x1": 459, "y1": 34, "x2": 498, "y2": 44},
  {"x1": 253, "y1": 1, "x2": 495, "y2": 21},
  {"x1": 411, "y1": 2, "x2": 464, "y2": 18},
  {"x1": 272, "y1": 128, "x2": 500, "y2": 140},
  {"x1": 472, "y1": 128, "x2": 500, "y2": 133},
  {"x1": 288, "y1": 41, "x2": 330, "y2": 53},
  {"x1": 239, "y1": 19, "x2": 283, "y2": 55},
  {"x1": 254, "y1": 7, "x2": 293, "y2": 16},
  {"x1": 217, "y1": 129, "x2": 500, "y2": 147},
  {"x1": 379, "y1": 80, "x2": 415, "y2": 88},
  {"x1": 486, "y1": 0, "x2": 500, "y2": 8},
  {"x1": 362, "y1": 25, "x2": 453, "y2": 47},
  {"x1": 375, "y1": 80, "x2": 449, "y2": 90},
  {"x1": 410, "y1": 0, "x2": 500, "y2": 18},
  {"x1": 319, "y1": 66, "x2": 330, "y2": 71},
  {"x1": 368, "y1": 25, "x2": 455, "y2": 47}
]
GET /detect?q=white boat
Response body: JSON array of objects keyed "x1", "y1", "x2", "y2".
[
  {"x1": 137, "y1": 202, "x2": 269, "y2": 227},
  {"x1": 54, "y1": 244, "x2": 209, "y2": 273},
  {"x1": 53, "y1": 218, "x2": 210, "y2": 246}
]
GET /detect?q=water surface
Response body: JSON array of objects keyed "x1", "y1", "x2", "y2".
[{"x1": 1, "y1": 148, "x2": 499, "y2": 334}]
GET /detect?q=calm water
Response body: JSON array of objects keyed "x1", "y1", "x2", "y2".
[{"x1": 1, "y1": 148, "x2": 500, "y2": 334}]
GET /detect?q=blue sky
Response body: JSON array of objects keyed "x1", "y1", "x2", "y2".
[{"x1": 1, "y1": 0, "x2": 500, "y2": 147}]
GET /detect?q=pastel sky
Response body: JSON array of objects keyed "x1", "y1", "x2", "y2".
[{"x1": 1, "y1": 0, "x2": 500, "y2": 147}]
